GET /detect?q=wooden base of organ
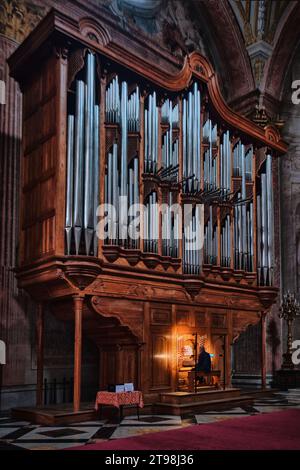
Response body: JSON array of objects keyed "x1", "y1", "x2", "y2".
[
  {"x1": 187, "y1": 370, "x2": 221, "y2": 391},
  {"x1": 7, "y1": 7, "x2": 287, "y2": 414}
]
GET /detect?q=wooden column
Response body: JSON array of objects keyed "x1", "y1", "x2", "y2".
[
  {"x1": 36, "y1": 303, "x2": 44, "y2": 407},
  {"x1": 261, "y1": 311, "x2": 267, "y2": 389},
  {"x1": 73, "y1": 295, "x2": 84, "y2": 412}
]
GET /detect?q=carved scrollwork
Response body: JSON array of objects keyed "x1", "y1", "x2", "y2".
[
  {"x1": 79, "y1": 18, "x2": 111, "y2": 46},
  {"x1": 91, "y1": 295, "x2": 143, "y2": 341},
  {"x1": 264, "y1": 124, "x2": 281, "y2": 144}
]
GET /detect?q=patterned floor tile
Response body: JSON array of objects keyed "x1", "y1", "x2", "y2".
[
  {"x1": 0, "y1": 427, "x2": 34, "y2": 440},
  {"x1": 120, "y1": 414, "x2": 182, "y2": 426},
  {"x1": 38, "y1": 428, "x2": 87, "y2": 438},
  {"x1": 14, "y1": 425, "x2": 102, "y2": 442},
  {"x1": 87, "y1": 426, "x2": 117, "y2": 440},
  {"x1": 0, "y1": 427, "x2": 21, "y2": 438}
]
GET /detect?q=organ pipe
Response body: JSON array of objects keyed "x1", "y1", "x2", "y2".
[
  {"x1": 257, "y1": 155, "x2": 274, "y2": 285},
  {"x1": 182, "y1": 83, "x2": 201, "y2": 192},
  {"x1": 64, "y1": 60, "x2": 272, "y2": 286},
  {"x1": 65, "y1": 115, "x2": 74, "y2": 255},
  {"x1": 84, "y1": 53, "x2": 96, "y2": 255},
  {"x1": 73, "y1": 80, "x2": 85, "y2": 254},
  {"x1": 65, "y1": 52, "x2": 99, "y2": 256},
  {"x1": 144, "y1": 92, "x2": 158, "y2": 173}
]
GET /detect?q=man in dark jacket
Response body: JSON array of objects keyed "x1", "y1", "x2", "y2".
[
  {"x1": 195, "y1": 346, "x2": 211, "y2": 384},
  {"x1": 195, "y1": 346, "x2": 211, "y2": 372}
]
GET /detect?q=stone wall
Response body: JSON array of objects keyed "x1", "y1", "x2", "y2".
[{"x1": 280, "y1": 43, "x2": 300, "y2": 360}]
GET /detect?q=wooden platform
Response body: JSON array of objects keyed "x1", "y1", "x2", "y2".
[
  {"x1": 11, "y1": 402, "x2": 154, "y2": 425},
  {"x1": 11, "y1": 389, "x2": 277, "y2": 423},
  {"x1": 154, "y1": 388, "x2": 254, "y2": 415},
  {"x1": 11, "y1": 403, "x2": 97, "y2": 426}
]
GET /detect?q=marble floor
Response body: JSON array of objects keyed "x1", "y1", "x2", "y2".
[{"x1": 1, "y1": 389, "x2": 300, "y2": 450}]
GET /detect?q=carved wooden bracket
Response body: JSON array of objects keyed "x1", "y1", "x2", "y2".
[
  {"x1": 63, "y1": 261, "x2": 102, "y2": 290},
  {"x1": 183, "y1": 279, "x2": 204, "y2": 301},
  {"x1": 90, "y1": 295, "x2": 143, "y2": 341},
  {"x1": 258, "y1": 286, "x2": 278, "y2": 310}
]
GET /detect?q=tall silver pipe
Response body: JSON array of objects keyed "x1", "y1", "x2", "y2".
[
  {"x1": 93, "y1": 104, "x2": 99, "y2": 255},
  {"x1": 144, "y1": 109, "x2": 148, "y2": 169},
  {"x1": 261, "y1": 173, "x2": 268, "y2": 284},
  {"x1": 227, "y1": 132, "x2": 231, "y2": 191},
  {"x1": 134, "y1": 157, "x2": 139, "y2": 205},
  {"x1": 227, "y1": 214, "x2": 231, "y2": 265},
  {"x1": 183, "y1": 98, "x2": 187, "y2": 179},
  {"x1": 241, "y1": 144, "x2": 246, "y2": 267},
  {"x1": 148, "y1": 95, "x2": 152, "y2": 165},
  {"x1": 66, "y1": 115, "x2": 74, "y2": 255},
  {"x1": 107, "y1": 152, "x2": 112, "y2": 241},
  {"x1": 257, "y1": 194, "x2": 262, "y2": 282},
  {"x1": 188, "y1": 92, "x2": 192, "y2": 188},
  {"x1": 238, "y1": 192, "x2": 242, "y2": 268},
  {"x1": 192, "y1": 84, "x2": 197, "y2": 180},
  {"x1": 84, "y1": 53, "x2": 95, "y2": 255},
  {"x1": 234, "y1": 205, "x2": 238, "y2": 268},
  {"x1": 266, "y1": 154, "x2": 273, "y2": 283},
  {"x1": 121, "y1": 81, "x2": 128, "y2": 196},
  {"x1": 197, "y1": 89, "x2": 201, "y2": 184},
  {"x1": 73, "y1": 80, "x2": 85, "y2": 254},
  {"x1": 112, "y1": 143, "x2": 118, "y2": 242},
  {"x1": 107, "y1": 153, "x2": 112, "y2": 206},
  {"x1": 152, "y1": 93, "x2": 156, "y2": 165},
  {"x1": 209, "y1": 120, "x2": 212, "y2": 187},
  {"x1": 129, "y1": 167, "x2": 133, "y2": 209},
  {"x1": 249, "y1": 202, "x2": 253, "y2": 271}
]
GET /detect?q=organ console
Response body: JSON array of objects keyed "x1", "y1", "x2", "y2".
[{"x1": 8, "y1": 7, "x2": 287, "y2": 413}]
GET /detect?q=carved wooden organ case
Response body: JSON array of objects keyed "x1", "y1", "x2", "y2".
[{"x1": 8, "y1": 8, "x2": 287, "y2": 397}]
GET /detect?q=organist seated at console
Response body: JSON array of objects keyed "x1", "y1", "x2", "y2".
[{"x1": 194, "y1": 346, "x2": 211, "y2": 384}]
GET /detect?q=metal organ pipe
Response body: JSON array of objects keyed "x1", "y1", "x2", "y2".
[
  {"x1": 93, "y1": 104, "x2": 100, "y2": 255},
  {"x1": 256, "y1": 155, "x2": 273, "y2": 285},
  {"x1": 65, "y1": 115, "x2": 74, "y2": 255},
  {"x1": 65, "y1": 52, "x2": 100, "y2": 256},
  {"x1": 257, "y1": 194, "x2": 262, "y2": 279},
  {"x1": 266, "y1": 155, "x2": 273, "y2": 283},
  {"x1": 261, "y1": 173, "x2": 268, "y2": 284},
  {"x1": 84, "y1": 53, "x2": 96, "y2": 255},
  {"x1": 241, "y1": 143, "x2": 247, "y2": 269},
  {"x1": 182, "y1": 83, "x2": 201, "y2": 192},
  {"x1": 144, "y1": 92, "x2": 158, "y2": 173},
  {"x1": 73, "y1": 80, "x2": 85, "y2": 255}
]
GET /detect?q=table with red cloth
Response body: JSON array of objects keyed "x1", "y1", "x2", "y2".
[{"x1": 95, "y1": 391, "x2": 144, "y2": 421}]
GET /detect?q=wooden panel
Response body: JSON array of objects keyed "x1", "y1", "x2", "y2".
[
  {"x1": 21, "y1": 54, "x2": 61, "y2": 264},
  {"x1": 117, "y1": 347, "x2": 138, "y2": 387},
  {"x1": 150, "y1": 304, "x2": 172, "y2": 325},
  {"x1": 195, "y1": 310, "x2": 207, "y2": 327},
  {"x1": 99, "y1": 349, "x2": 117, "y2": 389},
  {"x1": 151, "y1": 330, "x2": 171, "y2": 389},
  {"x1": 211, "y1": 313, "x2": 227, "y2": 328},
  {"x1": 176, "y1": 307, "x2": 194, "y2": 326}
]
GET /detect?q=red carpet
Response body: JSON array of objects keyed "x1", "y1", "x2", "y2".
[{"x1": 70, "y1": 410, "x2": 300, "y2": 450}]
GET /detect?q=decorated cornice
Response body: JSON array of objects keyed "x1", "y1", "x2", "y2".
[{"x1": 8, "y1": 8, "x2": 288, "y2": 153}]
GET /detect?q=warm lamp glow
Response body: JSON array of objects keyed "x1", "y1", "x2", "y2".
[{"x1": 183, "y1": 345, "x2": 193, "y2": 356}]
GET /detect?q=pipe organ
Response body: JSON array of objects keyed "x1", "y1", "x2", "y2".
[
  {"x1": 62, "y1": 49, "x2": 277, "y2": 282},
  {"x1": 9, "y1": 9, "x2": 287, "y2": 407}
]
